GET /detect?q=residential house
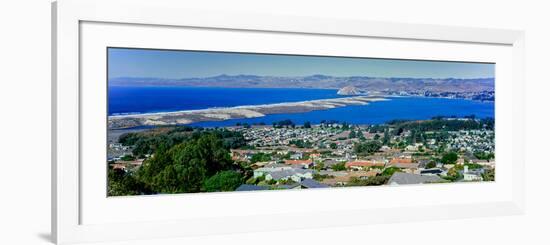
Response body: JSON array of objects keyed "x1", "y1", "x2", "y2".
[
  {"x1": 309, "y1": 153, "x2": 321, "y2": 160},
  {"x1": 472, "y1": 159, "x2": 495, "y2": 168},
  {"x1": 277, "y1": 182, "x2": 302, "y2": 190},
  {"x1": 284, "y1": 159, "x2": 313, "y2": 169},
  {"x1": 405, "y1": 145, "x2": 417, "y2": 151},
  {"x1": 387, "y1": 172, "x2": 442, "y2": 185},
  {"x1": 380, "y1": 145, "x2": 391, "y2": 152},
  {"x1": 253, "y1": 164, "x2": 292, "y2": 178},
  {"x1": 300, "y1": 179, "x2": 329, "y2": 189},
  {"x1": 321, "y1": 159, "x2": 341, "y2": 169},
  {"x1": 118, "y1": 159, "x2": 144, "y2": 167},
  {"x1": 420, "y1": 168, "x2": 445, "y2": 176},
  {"x1": 289, "y1": 152, "x2": 303, "y2": 160},
  {"x1": 110, "y1": 163, "x2": 127, "y2": 171},
  {"x1": 265, "y1": 169, "x2": 314, "y2": 182},
  {"x1": 345, "y1": 160, "x2": 385, "y2": 170},
  {"x1": 321, "y1": 171, "x2": 378, "y2": 186},
  {"x1": 388, "y1": 157, "x2": 419, "y2": 170},
  {"x1": 462, "y1": 165, "x2": 484, "y2": 181}
]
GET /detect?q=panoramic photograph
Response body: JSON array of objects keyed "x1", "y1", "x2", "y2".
[{"x1": 107, "y1": 47, "x2": 495, "y2": 196}]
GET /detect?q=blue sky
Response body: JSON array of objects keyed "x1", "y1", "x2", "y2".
[{"x1": 108, "y1": 48, "x2": 494, "y2": 79}]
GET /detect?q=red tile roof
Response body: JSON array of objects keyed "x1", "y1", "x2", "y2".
[
  {"x1": 390, "y1": 158, "x2": 413, "y2": 164},
  {"x1": 284, "y1": 159, "x2": 313, "y2": 165},
  {"x1": 110, "y1": 163, "x2": 126, "y2": 170}
]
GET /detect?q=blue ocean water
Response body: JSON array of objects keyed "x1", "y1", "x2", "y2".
[
  {"x1": 108, "y1": 86, "x2": 342, "y2": 115},
  {"x1": 108, "y1": 86, "x2": 494, "y2": 127}
]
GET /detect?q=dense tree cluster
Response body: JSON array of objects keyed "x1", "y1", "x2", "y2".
[
  {"x1": 388, "y1": 117, "x2": 495, "y2": 133},
  {"x1": 250, "y1": 152, "x2": 271, "y2": 163},
  {"x1": 289, "y1": 139, "x2": 313, "y2": 148},
  {"x1": 482, "y1": 168, "x2": 495, "y2": 181},
  {"x1": 331, "y1": 162, "x2": 346, "y2": 171},
  {"x1": 441, "y1": 152, "x2": 458, "y2": 164},
  {"x1": 108, "y1": 129, "x2": 247, "y2": 196},
  {"x1": 118, "y1": 126, "x2": 246, "y2": 157},
  {"x1": 474, "y1": 151, "x2": 495, "y2": 161},
  {"x1": 203, "y1": 170, "x2": 244, "y2": 192},
  {"x1": 347, "y1": 175, "x2": 390, "y2": 186},
  {"x1": 108, "y1": 168, "x2": 148, "y2": 196},
  {"x1": 354, "y1": 141, "x2": 382, "y2": 155},
  {"x1": 444, "y1": 165, "x2": 464, "y2": 181},
  {"x1": 272, "y1": 119, "x2": 295, "y2": 128}
]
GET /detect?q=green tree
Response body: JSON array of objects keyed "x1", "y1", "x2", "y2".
[
  {"x1": 313, "y1": 173, "x2": 333, "y2": 181},
  {"x1": 441, "y1": 152, "x2": 458, "y2": 164},
  {"x1": 250, "y1": 152, "x2": 271, "y2": 163},
  {"x1": 425, "y1": 160, "x2": 437, "y2": 169},
  {"x1": 341, "y1": 122, "x2": 350, "y2": 130},
  {"x1": 464, "y1": 163, "x2": 483, "y2": 170},
  {"x1": 474, "y1": 151, "x2": 495, "y2": 161},
  {"x1": 273, "y1": 119, "x2": 294, "y2": 128},
  {"x1": 482, "y1": 168, "x2": 495, "y2": 181},
  {"x1": 120, "y1": 154, "x2": 136, "y2": 161},
  {"x1": 444, "y1": 165, "x2": 463, "y2": 181},
  {"x1": 107, "y1": 168, "x2": 144, "y2": 196},
  {"x1": 331, "y1": 162, "x2": 346, "y2": 171},
  {"x1": 357, "y1": 129, "x2": 366, "y2": 140},
  {"x1": 289, "y1": 139, "x2": 313, "y2": 148},
  {"x1": 420, "y1": 133, "x2": 427, "y2": 145},
  {"x1": 381, "y1": 167, "x2": 401, "y2": 176},
  {"x1": 134, "y1": 133, "x2": 234, "y2": 194},
  {"x1": 409, "y1": 129, "x2": 417, "y2": 144},
  {"x1": 153, "y1": 160, "x2": 206, "y2": 193},
  {"x1": 354, "y1": 141, "x2": 382, "y2": 155},
  {"x1": 203, "y1": 170, "x2": 243, "y2": 192},
  {"x1": 347, "y1": 176, "x2": 390, "y2": 186},
  {"x1": 383, "y1": 128, "x2": 390, "y2": 145},
  {"x1": 303, "y1": 121, "x2": 311, "y2": 128},
  {"x1": 136, "y1": 144, "x2": 174, "y2": 190}
]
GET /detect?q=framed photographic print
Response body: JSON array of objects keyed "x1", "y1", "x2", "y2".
[
  {"x1": 106, "y1": 48, "x2": 496, "y2": 195},
  {"x1": 52, "y1": 0, "x2": 525, "y2": 244}
]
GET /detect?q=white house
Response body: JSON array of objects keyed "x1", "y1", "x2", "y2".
[
  {"x1": 265, "y1": 169, "x2": 313, "y2": 182},
  {"x1": 463, "y1": 165, "x2": 483, "y2": 181},
  {"x1": 253, "y1": 164, "x2": 292, "y2": 178}
]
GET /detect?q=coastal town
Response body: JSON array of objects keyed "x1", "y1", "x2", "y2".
[{"x1": 107, "y1": 116, "x2": 495, "y2": 195}]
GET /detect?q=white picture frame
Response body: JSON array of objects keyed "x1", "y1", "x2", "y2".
[{"x1": 52, "y1": 0, "x2": 525, "y2": 244}]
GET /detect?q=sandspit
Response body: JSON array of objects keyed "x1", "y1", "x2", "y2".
[{"x1": 108, "y1": 96, "x2": 389, "y2": 129}]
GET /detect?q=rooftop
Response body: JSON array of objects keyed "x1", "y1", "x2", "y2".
[
  {"x1": 284, "y1": 159, "x2": 313, "y2": 165},
  {"x1": 345, "y1": 161, "x2": 384, "y2": 168},
  {"x1": 235, "y1": 184, "x2": 270, "y2": 192},
  {"x1": 300, "y1": 179, "x2": 329, "y2": 189},
  {"x1": 268, "y1": 169, "x2": 313, "y2": 180},
  {"x1": 387, "y1": 172, "x2": 442, "y2": 185},
  {"x1": 390, "y1": 158, "x2": 414, "y2": 164}
]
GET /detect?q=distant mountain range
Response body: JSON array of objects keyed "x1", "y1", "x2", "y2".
[{"x1": 109, "y1": 74, "x2": 494, "y2": 94}]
